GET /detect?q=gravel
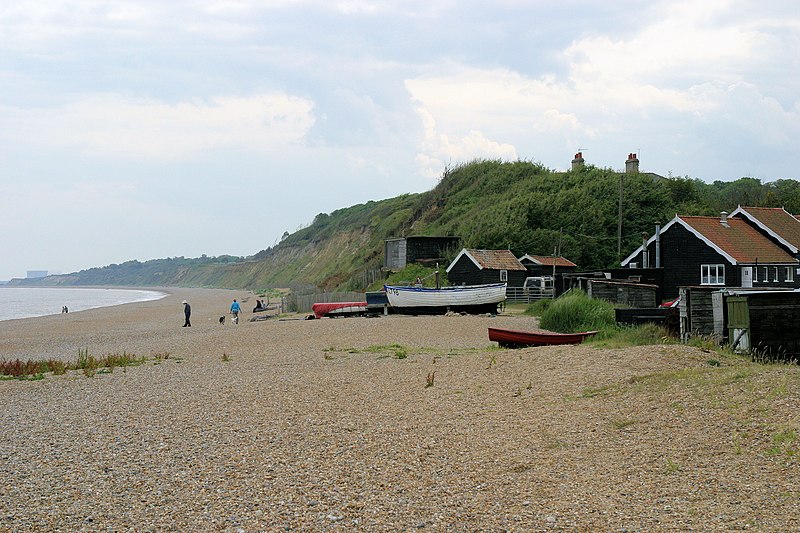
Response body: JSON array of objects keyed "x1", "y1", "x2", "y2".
[{"x1": 1, "y1": 287, "x2": 799, "y2": 531}]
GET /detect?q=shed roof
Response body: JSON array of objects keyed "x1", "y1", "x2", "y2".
[
  {"x1": 518, "y1": 254, "x2": 577, "y2": 267},
  {"x1": 730, "y1": 206, "x2": 800, "y2": 253},
  {"x1": 446, "y1": 249, "x2": 526, "y2": 273},
  {"x1": 679, "y1": 216, "x2": 796, "y2": 264},
  {"x1": 622, "y1": 214, "x2": 798, "y2": 266}
]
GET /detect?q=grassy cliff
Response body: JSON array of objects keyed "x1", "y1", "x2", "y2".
[{"x1": 15, "y1": 160, "x2": 800, "y2": 290}]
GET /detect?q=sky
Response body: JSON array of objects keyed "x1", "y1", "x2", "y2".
[{"x1": 1, "y1": 0, "x2": 799, "y2": 280}]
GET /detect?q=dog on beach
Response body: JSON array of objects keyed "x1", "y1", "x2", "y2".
[{"x1": 219, "y1": 316, "x2": 225, "y2": 325}]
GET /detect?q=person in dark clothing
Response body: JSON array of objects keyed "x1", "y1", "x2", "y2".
[{"x1": 182, "y1": 300, "x2": 191, "y2": 327}]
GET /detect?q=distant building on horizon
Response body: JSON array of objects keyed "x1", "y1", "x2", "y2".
[{"x1": 26, "y1": 270, "x2": 48, "y2": 279}]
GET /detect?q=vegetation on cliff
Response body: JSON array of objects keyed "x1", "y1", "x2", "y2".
[{"x1": 15, "y1": 160, "x2": 800, "y2": 291}]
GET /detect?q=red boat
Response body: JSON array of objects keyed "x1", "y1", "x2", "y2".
[
  {"x1": 488, "y1": 327, "x2": 597, "y2": 348},
  {"x1": 311, "y1": 302, "x2": 368, "y2": 319}
]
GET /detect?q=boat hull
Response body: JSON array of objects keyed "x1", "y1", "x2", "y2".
[
  {"x1": 488, "y1": 327, "x2": 597, "y2": 348},
  {"x1": 384, "y1": 283, "x2": 506, "y2": 315},
  {"x1": 311, "y1": 302, "x2": 368, "y2": 319}
]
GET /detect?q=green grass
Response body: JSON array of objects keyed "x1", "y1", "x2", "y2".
[
  {"x1": 523, "y1": 298, "x2": 553, "y2": 316},
  {"x1": 539, "y1": 290, "x2": 616, "y2": 334},
  {"x1": 590, "y1": 323, "x2": 676, "y2": 348}
]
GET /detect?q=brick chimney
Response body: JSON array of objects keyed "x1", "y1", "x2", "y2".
[
  {"x1": 571, "y1": 152, "x2": 585, "y2": 171},
  {"x1": 625, "y1": 152, "x2": 639, "y2": 173}
]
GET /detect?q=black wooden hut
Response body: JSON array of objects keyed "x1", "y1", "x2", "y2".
[
  {"x1": 446, "y1": 249, "x2": 527, "y2": 287},
  {"x1": 384, "y1": 236, "x2": 460, "y2": 270}
]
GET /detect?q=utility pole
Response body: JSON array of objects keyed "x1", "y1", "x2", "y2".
[{"x1": 617, "y1": 173, "x2": 624, "y2": 262}]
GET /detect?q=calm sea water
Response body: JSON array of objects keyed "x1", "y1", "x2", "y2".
[{"x1": 0, "y1": 287, "x2": 166, "y2": 322}]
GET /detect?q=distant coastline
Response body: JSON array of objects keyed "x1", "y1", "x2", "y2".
[{"x1": 0, "y1": 286, "x2": 167, "y2": 322}]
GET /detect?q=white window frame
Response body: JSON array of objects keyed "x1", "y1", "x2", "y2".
[
  {"x1": 753, "y1": 267, "x2": 758, "y2": 282},
  {"x1": 701, "y1": 264, "x2": 725, "y2": 285},
  {"x1": 762, "y1": 266, "x2": 769, "y2": 282},
  {"x1": 785, "y1": 267, "x2": 795, "y2": 282},
  {"x1": 499, "y1": 269, "x2": 508, "y2": 282},
  {"x1": 773, "y1": 266, "x2": 779, "y2": 282}
]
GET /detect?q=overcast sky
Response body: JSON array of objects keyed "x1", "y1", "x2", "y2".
[{"x1": 1, "y1": 0, "x2": 798, "y2": 280}]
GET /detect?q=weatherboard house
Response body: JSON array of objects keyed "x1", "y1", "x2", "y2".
[
  {"x1": 622, "y1": 211, "x2": 800, "y2": 299},
  {"x1": 446, "y1": 249, "x2": 527, "y2": 287}
]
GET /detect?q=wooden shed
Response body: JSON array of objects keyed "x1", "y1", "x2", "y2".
[
  {"x1": 678, "y1": 286, "x2": 724, "y2": 341},
  {"x1": 587, "y1": 279, "x2": 658, "y2": 307},
  {"x1": 446, "y1": 249, "x2": 527, "y2": 287},
  {"x1": 384, "y1": 236, "x2": 460, "y2": 270}
]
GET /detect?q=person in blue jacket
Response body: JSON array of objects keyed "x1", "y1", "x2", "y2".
[{"x1": 230, "y1": 299, "x2": 241, "y2": 323}]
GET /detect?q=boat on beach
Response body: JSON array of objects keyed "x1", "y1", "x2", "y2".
[
  {"x1": 488, "y1": 327, "x2": 597, "y2": 348},
  {"x1": 384, "y1": 283, "x2": 506, "y2": 315},
  {"x1": 311, "y1": 302, "x2": 368, "y2": 319}
]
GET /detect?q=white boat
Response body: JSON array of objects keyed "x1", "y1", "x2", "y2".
[{"x1": 383, "y1": 283, "x2": 506, "y2": 314}]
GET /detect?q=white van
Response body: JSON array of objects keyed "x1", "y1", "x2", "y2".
[{"x1": 522, "y1": 276, "x2": 554, "y2": 296}]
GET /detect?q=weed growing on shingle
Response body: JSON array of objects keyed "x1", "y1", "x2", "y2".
[
  {"x1": 425, "y1": 371, "x2": 436, "y2": 388},
  {"x1": 611, "y1": 419, "x2": 637, "y2": 430},
  {"x1": 664, "y1": 458, "x2": 681, "y2": 474},
  {"x1": 0, "y1": 349, "x2": 167, "y2": 380}
]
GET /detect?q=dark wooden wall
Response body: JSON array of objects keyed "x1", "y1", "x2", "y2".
[
  {"x1": 447, "y1": 256, "x2": 526, "y2": 286},
  {"x1": 645, "y1": 224, "x2": 735, "y2": 299},
  {"x1": 588, "y1": 280, "x2": 657, "y2": 307},
  {"x1": 406, "y1": 237, "x2": 460, "y2": 264},
  {"x1": 747, "y1": 293, "x2": 800, "y2": 359}
]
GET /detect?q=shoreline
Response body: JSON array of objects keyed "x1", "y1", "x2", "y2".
[
  {"x1": 0, "y1": 285, "x2": 170, "y2": 323},
  {"x1": 0, "y1": 287, "x2": 254, "y2": 361}
]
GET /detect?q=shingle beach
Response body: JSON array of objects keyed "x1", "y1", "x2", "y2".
[{"x1": 1, "y1": 288, "x2": 799, "y2": 531}]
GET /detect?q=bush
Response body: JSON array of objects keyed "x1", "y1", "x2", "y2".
[{"x1": 539, "y1": 290, "x2": 616, "y2": 333}]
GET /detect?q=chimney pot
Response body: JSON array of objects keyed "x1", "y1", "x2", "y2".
[
  {"x1": 625, "y1": 153, "x2": 639, "y2": 173},
  {"x1": 571, "y1": 151, "x2": 585, "y2": 171}
]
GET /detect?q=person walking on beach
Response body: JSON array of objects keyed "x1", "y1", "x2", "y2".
[
  {"x1": 182, "y1": 300, "x2": 192, "y2": 327},
  {"x1": 230, "y1": 299, "x2": 241, "y2": 324}
]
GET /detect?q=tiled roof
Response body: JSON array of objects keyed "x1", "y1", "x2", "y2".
[
  {"x1": 734, "y1": 207, "x2": 800, "y2": 250},
  {"x1": 679, "y1": 216, "x2": 797, "y2": 264},
  {"x1": 465, "y1": 249, "x2": 527, "y2": 271},
  {"x1": 520, "y1": 254, "x2": 577, "y2": 267}
]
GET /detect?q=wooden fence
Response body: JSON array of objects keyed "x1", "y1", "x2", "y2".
[{"x1": 290, "y1": 291, "x2": 366, "y2": 313}]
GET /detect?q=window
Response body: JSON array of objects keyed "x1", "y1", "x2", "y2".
[
  {"x1": 500, "y1": 269, "x2": 508, "y2": 282},
  {"x1": 762, "y1": 266, "x2": 769, "y2": 281},
  {"x1": 701, "y1": 264, "x2": 725, "y2": 285},
  {"x1": 753, "y1": 267, "x2": 758, "y2": 282},
  {"x1": 786, "y1": 267, "x2": 795, "y2": 282},
  {"x1": 773, "y1": 267, "x2": 779, "y2": 282}
]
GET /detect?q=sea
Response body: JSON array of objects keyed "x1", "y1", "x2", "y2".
[{"x1": 0, "y1": 287, "x2": 166, "y2": 322}]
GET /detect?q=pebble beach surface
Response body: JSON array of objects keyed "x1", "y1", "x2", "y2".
[{"x1": 1, "y1": 287, "x2": 799, "y2": 531}]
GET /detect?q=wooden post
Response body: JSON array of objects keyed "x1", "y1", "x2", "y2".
[{"x1": 617, "y1": 173, "x2": 623, "y2": 262}]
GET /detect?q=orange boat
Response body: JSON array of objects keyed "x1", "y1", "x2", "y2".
[{"x1": 488, "y1": 327, "x2": 597, "y2": 348}]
